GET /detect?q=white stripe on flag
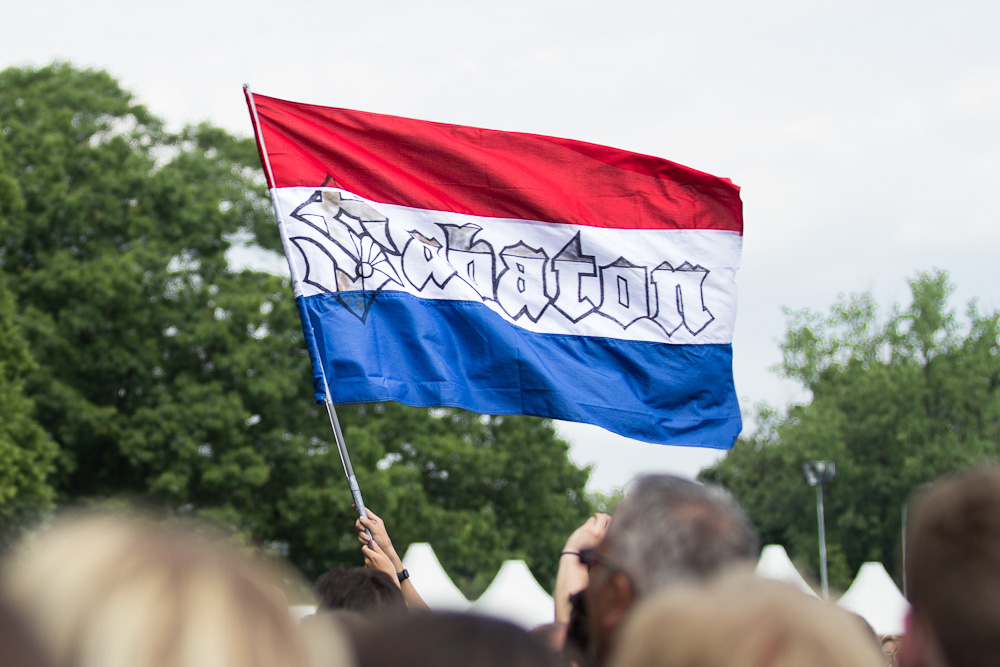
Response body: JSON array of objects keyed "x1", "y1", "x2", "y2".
[{"x1": 273, "y1": 187, "x2": 741, "y2": 345}]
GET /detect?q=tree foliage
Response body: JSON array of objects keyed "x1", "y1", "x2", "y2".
[
  {"x1": 703, "y1": 271, "x2": 1000, "y2": 590},
  {"x1": 0, "y1": 270, "x2": 58, "y2": 545},
  {"x1": 0, "y1": 63, "x2": 592, "y2": 592},
  {"x1": 0, "y1": 106, "x2": 59, "y2": 546}
]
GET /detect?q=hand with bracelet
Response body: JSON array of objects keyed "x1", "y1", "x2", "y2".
[
  {"x1": 554, "y1": 513, "x2": 611, "y2": 623},
  {"x1": 356, "y1": 507, "x2": 429, "y2": 609}
]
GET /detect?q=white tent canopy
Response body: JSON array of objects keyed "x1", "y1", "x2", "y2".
[
  {"x1": 837, "y1": 561, "x2": 910, "y2": 635},
  {"x1": 401, "y1": 542, "x2": 471, "y2": 612},
  {"x1": 469, "y1": 560, "x2": 554, "y2": 629},
  {"x1": 755, "y1": 544, "x2": 818, "y2": 598}
]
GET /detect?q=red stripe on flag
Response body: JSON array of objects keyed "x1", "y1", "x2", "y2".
[{"x1": 248, "y1": 93, "x2": 742, "y2": 234}]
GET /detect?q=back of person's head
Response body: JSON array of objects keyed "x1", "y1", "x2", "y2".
[
  {"x1": 314, "y1": 567, "x2": 406, "y2": 614},
  {"x1": 0, "y1": 595, "x2": 51, "y2": 667},
  {"x1": 2, "y1": 510, "x2": 353, "y2": 667},
  {"x1": 530, "y1": 621, "x2": 568, "y2": 652},
  {"x1": 603, "y1": 474, "x2": 759, "y2": 596},
  {"x1": 351, "y1": 611, "x2": 568, "y2": 667},
  {"x1": 609, "y1": 573, "x2": 884, "y2": 667},
  {"x1": 905, "y1": 465, "x2": 1000, "y2": 667}
]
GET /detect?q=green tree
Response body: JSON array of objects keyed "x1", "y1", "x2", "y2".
[
  {"x1": 0, "y1": 134, "x2": 58, "y2": 548},
  {"x1": 702, "y1": 271, "x2": 1000, "y2": 590},
  {"x1": 282, "y1": 405, "x2": 592, "y2": 594},
  {"x1": 0, "y1": 270, "x2": 58, "y2": 545},
  {"x1": 0, "y1": 63, "x2": 593, "y2": 593}
]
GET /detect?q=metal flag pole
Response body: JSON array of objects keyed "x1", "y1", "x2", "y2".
[
  {"x1": 318, "y1": 361, "x2": 374, "y2": 541},
  {"x1": 244, "y1": 84, "x2": 373, "y2": 541}
]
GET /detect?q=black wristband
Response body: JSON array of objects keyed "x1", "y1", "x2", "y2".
[{"x1": 397, "y1": 568, "x2": 410, "y2": 583}]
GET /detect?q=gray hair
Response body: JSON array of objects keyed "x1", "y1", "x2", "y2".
[{"x1": 603, "y1": 475, "x2": 759, "y2": 596}]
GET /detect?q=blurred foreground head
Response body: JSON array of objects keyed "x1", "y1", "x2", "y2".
[
  {"x1": 904, "y1": 465, "x2": 1000, "y2": 667},
  {"x1": 0, "y1": 595, "x2": 52, "y2": 667},
  {"x1": 351, "y1": 611, "x2": 568, "y2": 667},
  {"x1": 585, "y1": 474, "x2": 758, "y2": 663},
  {"x1": 610, "y1": 573, "x2": 884, "y2": 667},
  {"x1": 2, "y1": 510, "x2": 352, "y2": 667}
]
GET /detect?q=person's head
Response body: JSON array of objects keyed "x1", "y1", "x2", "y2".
[
  {"x1": 584, "y1": 474, "x2": 758, "y2": 663},
  {"x1": 530, "y1": 621, "x2": 568, "y2": 652},
  {"x1": 903, "y1": 465, "x2": 1000, "y2": 667},
  {"x1": 314, "y1": 567, "x2": 406, "y2": 615},
  {"x1": 0, "y1": 595, "x2": 51, "y2": 667},
  {"x1": 351, "y1": 611, "x2": 568, "y2": 667},
  {"x1": 609, "y1": 573, "x2": 884, "y2": 667},
  {"x1": 2, "y1": 510, "x2": 352, "y2": 667}
]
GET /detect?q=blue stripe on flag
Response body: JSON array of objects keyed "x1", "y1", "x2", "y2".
[{"x1": 297, "y1": 291, "x2": 741, "y2": 447}]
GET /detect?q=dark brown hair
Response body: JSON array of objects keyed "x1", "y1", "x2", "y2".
[
  {"x1": 352, "y1": 612, "x2": 568, "y2": 667},
  {"x1": 907, "y1": 466, "x2": 1000, "y2": 667},
  {"x1": 314, "y1": 567, "x2": 406, "y2": 614}
]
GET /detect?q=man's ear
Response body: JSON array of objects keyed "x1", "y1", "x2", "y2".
[
  {"x1": 602, "y1": 571, "x2": 635, "y2": 628},
  {"x1": 588, "y1": 571, "x2": 637, "y2": 664}
]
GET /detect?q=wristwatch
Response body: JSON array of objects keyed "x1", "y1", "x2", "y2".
[{"x1": 397, "y1": 568, "x2": 410, "y2": 583}]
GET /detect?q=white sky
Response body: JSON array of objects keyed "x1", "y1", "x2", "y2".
[{"x1": 4, "y1": 0, "x2": 998, "y2": 491}]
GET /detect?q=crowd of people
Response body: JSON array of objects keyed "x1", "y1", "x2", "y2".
[{"x1": 0, "y1": 464, "x2": 998, "y2": 667}]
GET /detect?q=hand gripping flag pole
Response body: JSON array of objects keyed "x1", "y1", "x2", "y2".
[{"x1": 244, "y1": 85, "x2": 373, "y2": 541}]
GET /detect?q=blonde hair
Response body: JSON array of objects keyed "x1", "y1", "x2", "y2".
[
  {"x1": 2, "y1": 511, "x2": 352, "y2": 667},
  {"x1": 610, "y1": 572, "x2": 884, "y2": 667}
]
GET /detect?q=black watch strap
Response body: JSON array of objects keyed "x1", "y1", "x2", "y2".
[{"x1": 397, "y1": 568, "x2": 410, "y2": 583}]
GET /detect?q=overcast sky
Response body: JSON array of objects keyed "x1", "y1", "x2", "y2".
[{"x1": 4, "y1": 0, "x2": 998, "y2": 491}]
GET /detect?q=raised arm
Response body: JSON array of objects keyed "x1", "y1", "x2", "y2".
[
  {"x1": 554, "y1": 513, "x2": 611, "y2": 623},
  {"x1": 356, "y1": 508, "x2": 430, "y2": 610}
]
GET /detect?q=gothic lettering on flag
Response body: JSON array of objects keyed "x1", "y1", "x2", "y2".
[
  {"x1": 278, "y1": 186, "x2": 734, "y2": 342},
  {"x1": 246, "y1": 90, "x2": 745, "y2": 448}
]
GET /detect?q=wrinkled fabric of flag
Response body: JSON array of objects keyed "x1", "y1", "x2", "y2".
[{"x1": 246, "y1": 91, "x2": 744, "y2": 448}]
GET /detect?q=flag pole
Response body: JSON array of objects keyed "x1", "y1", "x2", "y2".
[
  {"x1": 319, "y1": 370, "x2": 374, "y2": 540},
  {"x1": 244, "y1": 84, "x2": 374, "y2": 541}
]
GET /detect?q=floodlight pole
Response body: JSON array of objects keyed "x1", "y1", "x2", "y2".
[
  {"x1": 804, "y1": 461, "x2": 835, "y2": 601},
  {"x1": 815, "y1": 480, "x2": 829, "y2": 600}
]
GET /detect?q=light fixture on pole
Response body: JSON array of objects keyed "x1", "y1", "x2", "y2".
[{"x1": 804, "y1": 460, "x2": 836, "y2": 600}]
